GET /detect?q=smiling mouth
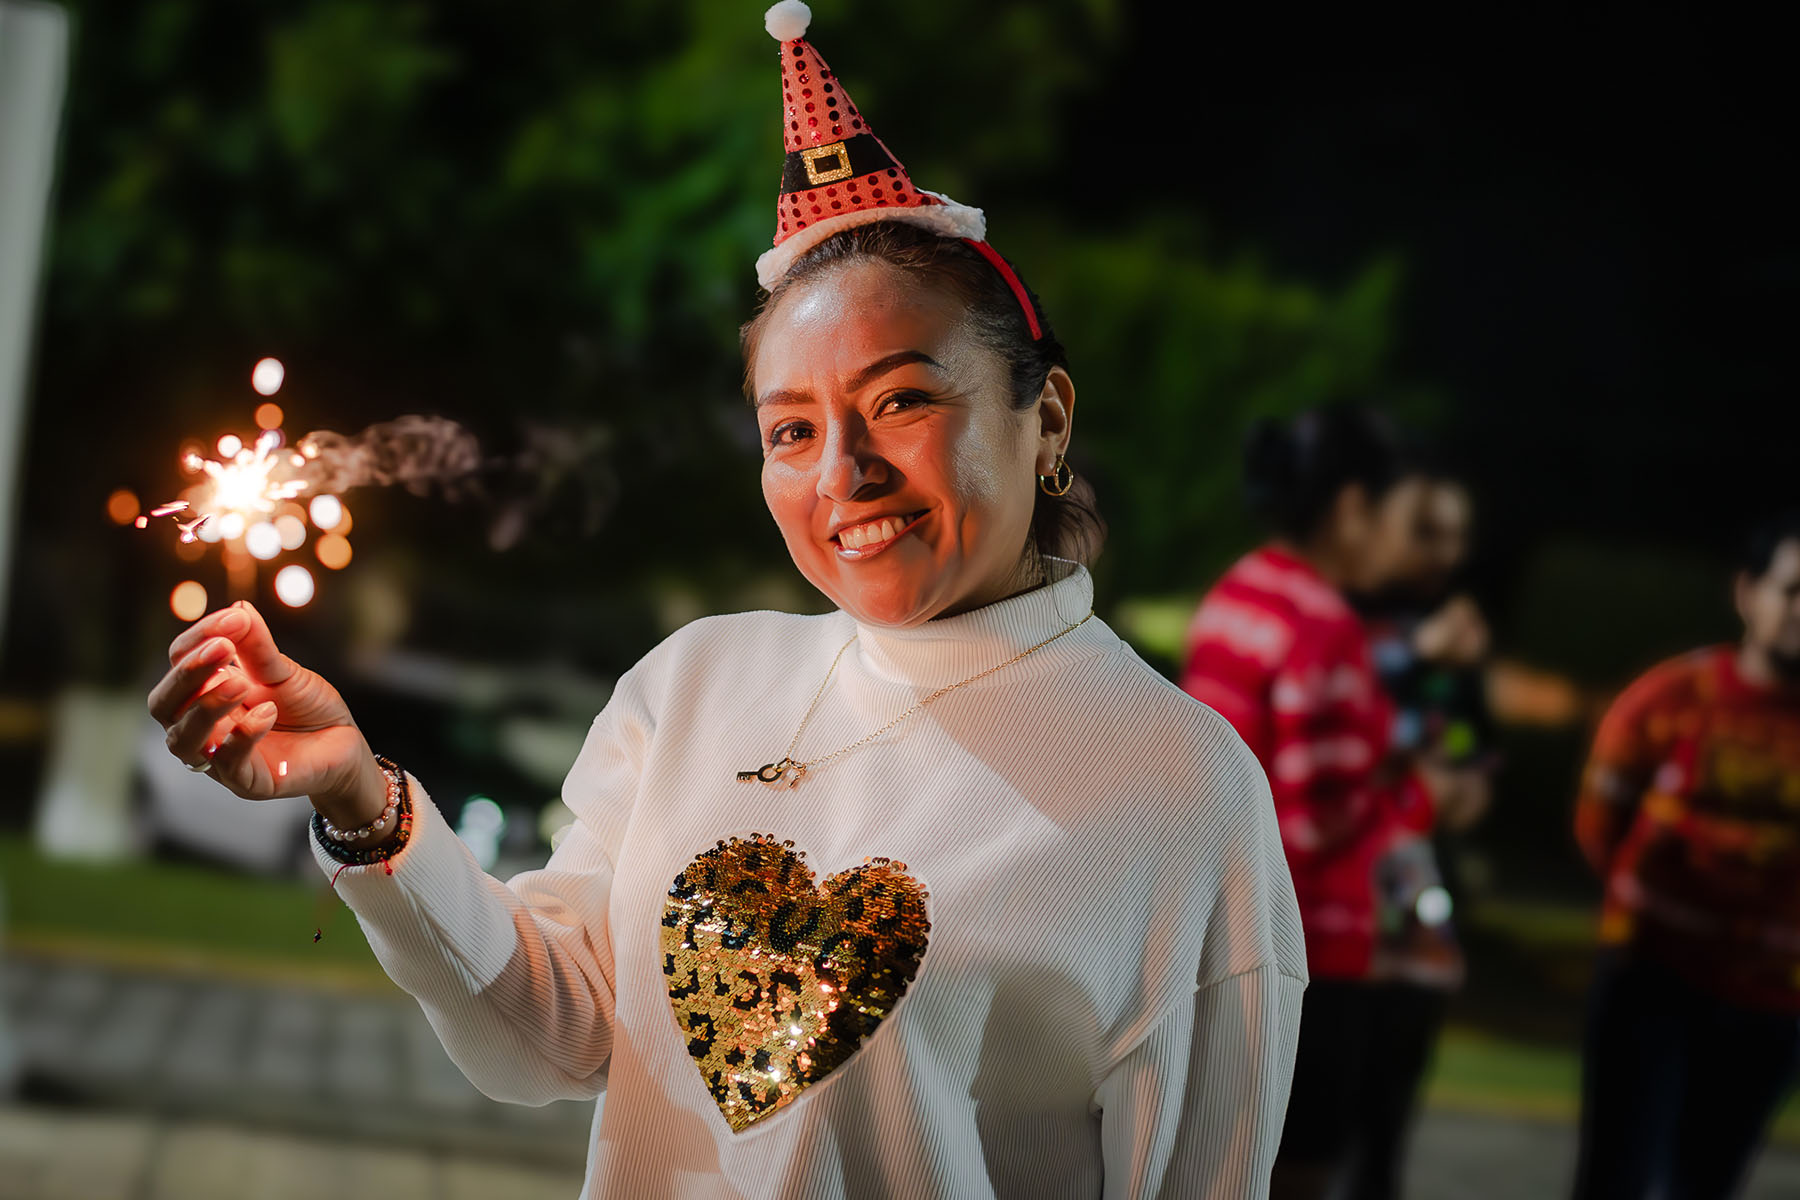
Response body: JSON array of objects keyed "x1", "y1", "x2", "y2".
[{"x1": 832, "y1": 511, "x2": 927, "y2": 559}]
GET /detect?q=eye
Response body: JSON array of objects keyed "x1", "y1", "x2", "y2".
[
  {"x1": 768, "y1": 420, "x2": 813, "y2": 448},
  {"x1": 878, "y1": 389, "x2": 930, "y2": 415}
]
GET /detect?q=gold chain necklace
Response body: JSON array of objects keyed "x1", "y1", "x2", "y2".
[{"x1": 737, "y1": 608, "x2": 1097, "y2": 790}]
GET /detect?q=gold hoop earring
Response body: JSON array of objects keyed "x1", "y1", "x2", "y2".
[{"x1": 1038, "y1": 454, "x2": 1074, "y2": 497}]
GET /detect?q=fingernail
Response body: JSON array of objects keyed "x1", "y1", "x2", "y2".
[
  {"x1": 251, "y1": 701, "x2": 276, "y2": 719},
  {"x1": 217, "y1": 610, "x2": 249, "y2": 636}
]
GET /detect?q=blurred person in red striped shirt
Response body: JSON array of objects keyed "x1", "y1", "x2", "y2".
[
  {"x1": 1181, "y1": 405, "x2": 1430, "y2": 1200},
  {"x1": 1570, "y1": 510, "x2": 1800, "y2": 1200}
]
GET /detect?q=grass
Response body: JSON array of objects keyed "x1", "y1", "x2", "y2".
[{"x1": 0, "y1": 835, "x2": 395, "y2": 994}]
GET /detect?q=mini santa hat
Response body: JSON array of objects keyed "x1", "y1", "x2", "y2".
[{"x1": 755, "y1": 0, "x2": 986, "y2": 291}]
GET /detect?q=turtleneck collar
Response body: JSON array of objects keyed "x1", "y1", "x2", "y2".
[{"x1": 843, "y1": 558, "x2": 1116, "y2": 686}]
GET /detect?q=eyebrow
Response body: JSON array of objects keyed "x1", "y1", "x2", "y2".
[{"x1": 754, "y1": 350, "x2": 943, "y2": 410}]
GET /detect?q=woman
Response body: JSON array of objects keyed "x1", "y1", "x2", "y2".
[
  {"x1": 1180, "y1": 407, "x2": 1429, "y2": 1200},
  {"x1": 145, "y1": 6, "x2": 1304, "y2": 1197},
  {"x1": 1351, "y1": 471, "x2": 1492, "y2": 1200}
]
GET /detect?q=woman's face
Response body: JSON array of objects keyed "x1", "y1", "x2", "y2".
[
  {"x1": 752, "y1": 258, "x2": 1070, "y2": 627},
  {"x1": 1343, "y1": 476, "x2": 1431, "y2": 594}
]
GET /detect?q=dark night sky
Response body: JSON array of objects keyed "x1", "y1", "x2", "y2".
[{"x1": 1083, "y1": 4, "x2": 1793, "y2": 597}]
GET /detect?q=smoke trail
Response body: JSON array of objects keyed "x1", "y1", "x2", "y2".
[
  {"x1": 294, "y1": 414, "x2": 617, "y2": 550},
  {"x1": 296, "y1": 415, "x2": 490, "y2": 499}
]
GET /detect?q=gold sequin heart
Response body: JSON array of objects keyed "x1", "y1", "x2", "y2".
[{"x1": 661, "y1": 834, "x2": 930, "y2": 1132}]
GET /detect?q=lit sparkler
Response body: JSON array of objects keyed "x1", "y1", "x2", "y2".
[{"x1": 127, "y1": 358, "x2": 354, "y2": 613}]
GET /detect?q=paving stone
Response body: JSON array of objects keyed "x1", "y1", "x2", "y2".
[
  {"x1": 404, "y1": 1015, "x2": 485, "y2": 1114},
  {"x1": 31, "y1": 963, "x2": 108, "y2": 1017},
  {"x1": 77, "y1": 977, "x2": 183, "y2": 1078},
  {"x1": 322, "y1": 998, "x2": 401, "y2": 1102},
  {"x1": 162, "y1": 986, "x2": 253, "y2": 1091},
  {"x1": 440, "y1": 1156, "x2": 586, "y2": 1200},
  {"x1": 145, "y1": 1121, "x2": 433, "y2": 1200},
  {"x1": 0, "y1": 1105, "x2": 155, "y2": 1200},
  {"x1": 244, "y1": 991, "x2": 324, "y2": 1095},
  {"x1": 0, "y1": 961, "x2": 37, "y2": 1011}
]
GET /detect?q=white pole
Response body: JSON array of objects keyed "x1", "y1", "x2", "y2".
[{"x1": 0, "y1": 1, "x2": 70, "y2": 654}]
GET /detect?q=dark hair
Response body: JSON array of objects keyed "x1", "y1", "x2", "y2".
[
  {"x1": 1741, "y1": 508, "x2": 1800, "y2": 579},
  {"x1": 1242, "y1": 404, "x2": 1408, "y2": 540},
  {"x1": 740, "y1": 221, "x2": 1106, "y2": 566}
]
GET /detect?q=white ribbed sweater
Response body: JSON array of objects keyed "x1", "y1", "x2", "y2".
[{"x1": 315, "y1": 563, "x2": 1307, "y2": 1199}]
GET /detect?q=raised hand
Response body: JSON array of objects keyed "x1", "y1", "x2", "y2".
[{"x1": 146, "y1": 600, "x2": 388, "y2": 827}]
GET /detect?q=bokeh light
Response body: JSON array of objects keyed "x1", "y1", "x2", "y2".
[
  {"x1": 245, "y1": 522, "x2": 282, "y2": 560},
  {"x1": 254, "y1": 402, "x2": 284, "y2": 430},
  {"x1": 217, "y1": 513, "x2": 246, "y2": 540},
  {"x1": 274, "y1": 564, "x2": 314, "y2": 607},
  {"x1": 1416, "y1": 885, "x2": 1455, "y2": 926},
  {"x1": 169, "y1": 581, "x2": 207, "y2": 622},
  {"x1": 106, "y1": 489, "x2": 140, "y2": 525},
  {"x1": 251, "y1": 357, "x2": 285, "y2": 396},
  {"x1": 315, "y1": 533, "x2": 353, "y2": 570},
  {"x1": 274, "y1": 514, "x2": 307, "y2": 550},
  {"x1": 309, "y1": 494, "x2": 343, "y2": 531},
  {"x1": 216, "y1": 433, "x2": 242, "y2": 458}
]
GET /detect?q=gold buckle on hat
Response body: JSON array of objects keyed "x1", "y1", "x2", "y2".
[{"x1": 801, "y1": 141, "x2": 853, "y2": 186}]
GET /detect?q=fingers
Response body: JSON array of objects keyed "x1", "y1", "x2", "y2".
[
  {"x1": 167, "y1": 605, "x2": 250, "y2": 667},
  {"x1": 208, "y1": 701, "x2": 279, "y2": 794},
  {"x1": 220, "y1": 601, "x2": 295, "y2": 687},
  {"x1": 161, "y1": 669, "x2": 251, "y2": 764},
  {"x1": 166, "y1": 601, "x2": 294, "y2": 688},
  {"x1": 148, "y1": 635, "x2": 240, "y2": 727}
]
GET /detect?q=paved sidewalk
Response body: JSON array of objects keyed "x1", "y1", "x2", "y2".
[{"x1": 0, "y1": 1105, "x2": 583, "y2": 1200}]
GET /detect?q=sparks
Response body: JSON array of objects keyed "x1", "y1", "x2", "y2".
[
  {"x1": 176, "y1": 514, "x2": 212, "y2": 543},
  {"x1": 126, "y1": 363, "x2": 358, "y2": 608}
]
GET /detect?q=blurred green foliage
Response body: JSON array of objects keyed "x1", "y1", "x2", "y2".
[{"x1": 28, "y1": 0, "x2": 1425, "y2": 682}]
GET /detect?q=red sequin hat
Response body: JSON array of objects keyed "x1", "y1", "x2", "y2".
[{"x1": 755, "y1": 1, "x2": 986, "y2": 291}]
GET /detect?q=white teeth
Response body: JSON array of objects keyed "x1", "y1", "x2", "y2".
[{"x1": 836, "y1": 513, "x2": 915, "y2": 551}]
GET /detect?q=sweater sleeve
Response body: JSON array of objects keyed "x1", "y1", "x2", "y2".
[
  {"x1": 1095, "y1": 719, "x2": 1307, "y2": 1198},
  {"x1": 1095, "y1": 966, "x2": 1304, "y2": 1199},
  {"x1": 313, "y1": 682, "x2": 649, "y2": 1106},
  {"x1": 1574, "y1": 660, "x2": 1675, "y2": 876}
]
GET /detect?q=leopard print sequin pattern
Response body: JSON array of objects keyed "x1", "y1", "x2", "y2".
[{"x1": 660, "y1": 834, "x2": 930, "y2": 1132}]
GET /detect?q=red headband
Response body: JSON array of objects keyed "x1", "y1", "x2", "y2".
[{"x1": 962, "y1": 239, "x2": 1044, "y2": 342}]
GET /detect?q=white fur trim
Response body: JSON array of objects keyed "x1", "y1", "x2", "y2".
[
  {"x1": 754, "y1": 196, "x2": 987, "y2": 290},
  {"x1": 764, "y1": 1, "x2": 812, "y2": 42}
]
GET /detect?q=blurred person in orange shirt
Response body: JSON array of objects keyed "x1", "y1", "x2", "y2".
[{"x1": 1570, "y1": 510, "x2": 1800, "y2": 1200}]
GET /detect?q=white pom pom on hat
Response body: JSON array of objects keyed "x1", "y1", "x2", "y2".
[{"x1": 764, "y1": 1, "x2": 812, "y2": 42}]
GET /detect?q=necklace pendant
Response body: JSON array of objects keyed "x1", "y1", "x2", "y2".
[{"x1": 737, "y1": 757, "x2": 806, "y2": 790}]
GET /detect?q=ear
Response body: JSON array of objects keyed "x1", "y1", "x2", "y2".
[{"x1": 1032, "y1": 366, "x2": 1076, "y2": 474}]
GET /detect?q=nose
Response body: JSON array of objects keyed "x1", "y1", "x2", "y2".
[{"x1": 815, "y1": 414, "x2": 886, "y2": 502}]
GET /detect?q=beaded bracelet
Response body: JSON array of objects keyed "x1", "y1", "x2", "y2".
[{"x1": 312, "y1": 755, "x2": 414, "y2": 870}]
